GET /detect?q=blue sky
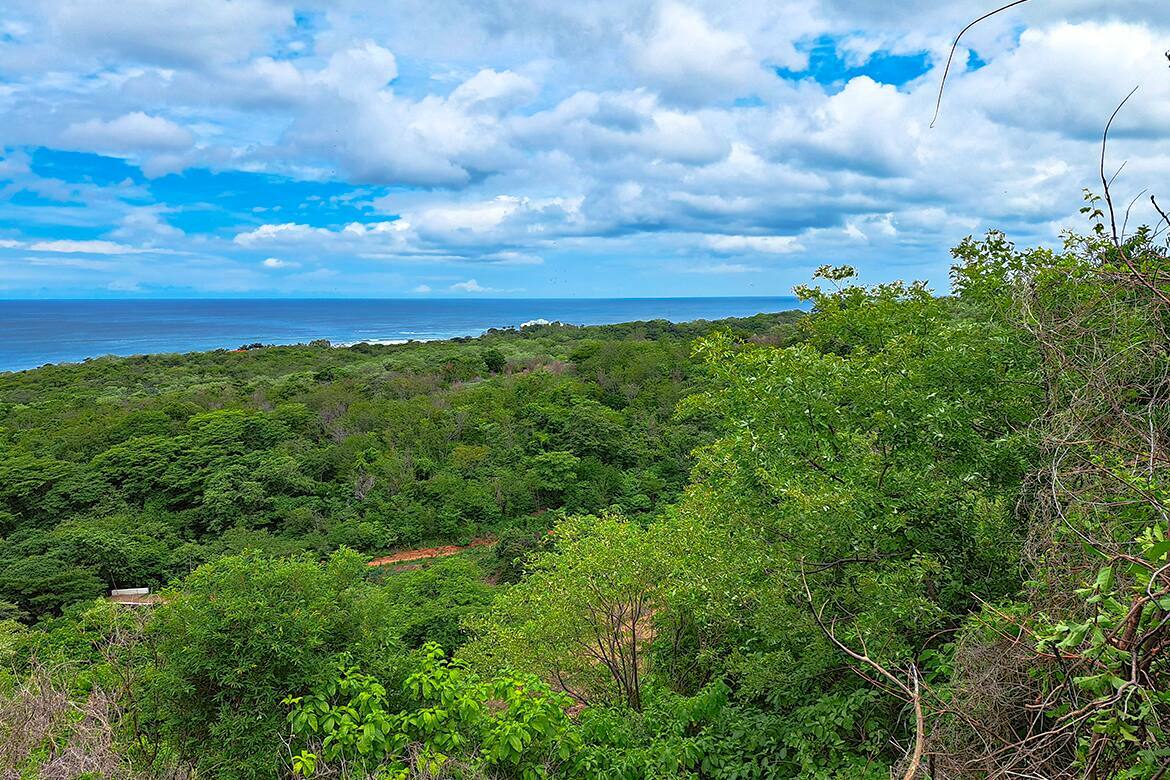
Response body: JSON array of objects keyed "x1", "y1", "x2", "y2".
[{"x1": 0, "y1": 0, "x2": 1168, "y2": 298}]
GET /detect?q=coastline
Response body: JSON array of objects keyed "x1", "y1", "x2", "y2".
[{"x1": 0, "y1": 296, "x2": 802, "y2": 374}]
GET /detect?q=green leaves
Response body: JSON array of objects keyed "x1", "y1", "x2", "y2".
[
  {"x1": 139, "y1": 549, "x2": 399, "y2": 780},
  {"x1": 285, "y1": 643, "x2": 581, "y2": 778},
  {"x1": 465, "y1": 512, "x2": 667, "y2": 711}
]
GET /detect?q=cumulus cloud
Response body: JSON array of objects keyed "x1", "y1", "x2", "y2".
[
  {"x1": 449, "y1": 69, "x2": 539, "y2": 113},
  {"x1": 233, "y1": 198, "x2": 565, "y2": 265},
  {"x1": 2, "y1": 1, "x2": 1169, "y2": 296},
  {"x1": 263, "y1": 43, "x2": 541, "y2": 186},
  {"x1": 314, "y1": 41, "x2": 399, "y2": 98},
  {"x1": 450, "y1": 278, "x2": 492, "y2": 293},
  {"x1": 630, "y1": 2, "x2": 766, "y2": 104},
  {"x1": 109, "y1": 207, "x2": 185, "y2": 242},
  {"x1": 261, "y1": 257, "x2": 299, "y2": 268},
  {"x1": 952, "y1": 22, "x2": 1170, "y2": 138},
  {"x1": 61, "y1": 112, "x2": 194, "y2": 153}
]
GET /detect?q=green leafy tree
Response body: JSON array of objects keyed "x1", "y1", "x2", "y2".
[
  {"x1": 528, "y1": 450, "x2": 579, "y2": 507},
  {"x1": 0, "y1": 554, "x2": 105, "y2": 617},
  {"x1": 140, "y1": 549, "x2": 398, "y2": 779},
  {"x1": 466, "y1": 512, "x2": 667, "y2": 711},
  {"x1": 285, "y1": 644, "x2": 581, "y2": 779},
  {"x1": 482, "y1": 347, "x2": 508, "y2": 374},
  {"x1": 658, "y1": 264, "x2": 1038, "y2": 765}
]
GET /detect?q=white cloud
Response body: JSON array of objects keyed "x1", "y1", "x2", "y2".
[
  {"x1": 450, "y1": 278, "x2": 492, "y2": 293},
  {"x1": 704, "y1": 234, "x2": 804, "y2": 254},
  {"x1": 412, "y1": 284, "x2": 432, "y2": 293},
  {"x1": 314, "y1": 41, "x2": 399, "y2": 98},
  {"x1": 681, "y1": 262, "x2": 762, "y2": 273},
  {"x1": 61, "y1": 112, "x2": 194, "y2": 153},
  {"x1": 109, "y1": 207, "x2": 184, "y2": 241},
  {"x1": 449, "y1": 69, "x2": 538, "y2": 113},
  {"x1": 630, "y1": 3, "x2": 766, "y2": 104},
  {"x1": 233, "y1": 201, "x2": 563, "y2": 265},
  {"x1": 482, "y1": 251, "x2": 543, "y2": 265},
  {"x1": 27, "y1": 239, "x2": 150, "y2": 254},
  {"x1": 261, "y1": 257, "x2": 299, "y2": 268},
  {"x1": 843, "y1": 213, "x2": 898, "y2": 242},
  {"x1": 234, "y1": 223, "x2": 333, "y2": 246},
  {"x1": 269, "y1": 44, "x2": 541, "y2": 187},
  {"x1": 43, "y1": 0, "x2": 293, "y2": 67},
  {"x1": 413, "y1": 197, "x2": 522, "y2": 235},
  {"x1": 953, "y1": 22, "x2": 1170, "y2": 137}
]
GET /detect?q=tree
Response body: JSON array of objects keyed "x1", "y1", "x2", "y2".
[
  {"x1": 659, "y1": 264, "x2": 1039, "y2": 767},
  {"x1": 528, "y1": 450, "x2": 579, "y2": 507},
  {"x1": 466, "y1": 512, "x2": 667, "y2": 711},
  {"x1": 482, "y1": 347, "x2": 507, "y2": 374},
  {"x1": 140, "y1": 549, "x2": 399, "y2": 779},
  {"x1": 284, "y1": 644, "x2": 581, "y2": 780},
  {"x1": 0, "y1": 554, "x2": 105, "y2": 617},
  {"x1": 378, "y1": 557, "x2": 494, "y2": 652},
  {"x1": 931, "y1": 227, "x2": 1170, "y2": 778}
]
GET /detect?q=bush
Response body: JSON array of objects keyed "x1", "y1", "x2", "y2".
[{"x1": 140, "y1": 549, "x2": 399, "y2": 780}]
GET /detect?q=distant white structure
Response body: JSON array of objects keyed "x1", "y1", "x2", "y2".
[
  {"x1": 520, "y1": 318, "x2": 552, "y2": 328},
  {"x1": 110, "y1": 587, "x2": 149, "y2": 597}
]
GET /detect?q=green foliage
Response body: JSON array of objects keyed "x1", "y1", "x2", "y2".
[
  {"x1": 139, "y1": 549, "x2": 400, "y2": 780},
  {"x1": 467, "y1": 512, "x2": 668, "y2": 711},
  {"x1": 375, "y1": 557, "x2": 495, "y2": 652},
  {"x1": 482, "y1": 347, "x2": 508, "y2": 373},
  {"x1": 18, "y1": 228, "x2": 1170, "y2": 778},
  {"x1": 495, "y1": 526, "x2": 543, "y2": 583},
  {"x1": 647, "y1": 259, "x2": 1040, "y2": 767},
  {"x1": 0, "y1": 554, "x2": 105, "y2": 617},
  {"x1": 285, "y1": 643, "x2": 581, "y2": 779},
  {"x1": 0, "y1": 313, "x2": 799, "y2": 620}
]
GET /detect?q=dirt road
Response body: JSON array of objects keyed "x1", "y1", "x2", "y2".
[{"x1": 366, "y1": 537, "x2": 496, "y2": 567}]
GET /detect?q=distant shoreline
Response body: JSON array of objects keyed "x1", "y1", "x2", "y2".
[{"x1": 0, "y1": 297, "x2": 804, "y2": 373}]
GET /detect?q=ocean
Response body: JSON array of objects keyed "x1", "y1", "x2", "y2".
[{"x1": 0, "y1": 297, "x2": 801, "y2": 373}]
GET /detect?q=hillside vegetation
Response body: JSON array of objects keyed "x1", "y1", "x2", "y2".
[
  {"x1": 0, "y1": 312, "x2": 797, "y2": 620},
  {"x1": 2, "y1": 226, "x2": 1169, "y2": 778}
]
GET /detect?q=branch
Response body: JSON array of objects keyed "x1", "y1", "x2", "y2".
[
  {"x1": 930, "y1": 0, "x2": 1034, "y2": 128},
  {"x1": 1151, "y1": 195, "x2": 1170, "y2": 232},
  {"x1": 1100, "y1": 86, "x2": 1140, "y2": 245},
  {"x1": 800, "y1": 561, "x2": 925, "y2": 780}
]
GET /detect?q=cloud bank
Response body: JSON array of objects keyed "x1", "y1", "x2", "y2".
[{"x1": 0, "y1": 0, "x2": 1167, "y2": 296}]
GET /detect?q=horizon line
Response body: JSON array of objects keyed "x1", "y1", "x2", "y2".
[{"x1": 0, "y1": 294, "x2": 801, "y2": 303}]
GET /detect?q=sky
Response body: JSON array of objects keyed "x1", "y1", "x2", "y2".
[{"x1": 0, "y1": 0, "x2": 1168, "y2": 298}]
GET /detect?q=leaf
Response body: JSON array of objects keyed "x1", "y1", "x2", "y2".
[{"x1": 1145, "y1": 539, "x2": 1170, "y2": 563}]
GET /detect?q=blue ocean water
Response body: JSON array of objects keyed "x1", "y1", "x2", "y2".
[{"x1": 0, "y1": 297, "x2": 801, "y2": 373}]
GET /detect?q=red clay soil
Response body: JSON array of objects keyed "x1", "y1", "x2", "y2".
[{"x1": 367, "y1": 536, "x2": 496, "y2": 567}]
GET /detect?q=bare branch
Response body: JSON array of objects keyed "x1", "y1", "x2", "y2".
[
  {"x1": 800, "y1": 561, "x2": 925, "y2": 778},
  {"x1": 930, "y1": 0, "x2": 1034, "y2": 128},
  {"x1": 1100, "y1": 85, "x2": 1140, "y2": 245}
]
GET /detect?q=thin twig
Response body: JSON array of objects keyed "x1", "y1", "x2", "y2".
[
  {"x1": 930, "y1": 0, "x2": 1034, "y2": 128},
  {"x1": 1100, "y1": 86, "x2": 1140, "y2": 245}
]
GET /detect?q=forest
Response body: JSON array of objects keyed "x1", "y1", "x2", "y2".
[{"x1": 2, "y1": 219, "x2": 1170, "y2": 779}]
